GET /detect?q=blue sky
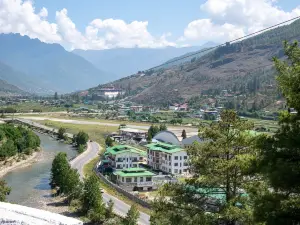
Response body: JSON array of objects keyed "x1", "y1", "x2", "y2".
[{"x1": 1, "y1": 0, "x2": 300, "y2": 50}]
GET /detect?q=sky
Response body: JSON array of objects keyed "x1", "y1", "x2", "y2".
[{"x1": 1, "y1": 0, "x2": 300, "y2": 50}]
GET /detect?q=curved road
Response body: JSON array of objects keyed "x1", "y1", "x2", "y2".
[{"x1": 70, "y1": 142, "x2": 151, "y2": 225}]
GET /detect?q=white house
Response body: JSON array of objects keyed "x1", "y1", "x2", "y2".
[
  {"x1": 104, "y1": 145, "x2": 147, "y2": 170},
  {"x1": 146, "y1": 142, "x2": 189, "y2": 175}
]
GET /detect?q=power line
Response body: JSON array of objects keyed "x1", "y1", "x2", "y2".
[{"x1": 147, "y1": 15, "x2": 300, "y2": 71}]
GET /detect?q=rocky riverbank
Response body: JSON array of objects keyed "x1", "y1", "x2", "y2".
[{"x1": 0, "y1": 150, "x2": 42, "y2": 178}]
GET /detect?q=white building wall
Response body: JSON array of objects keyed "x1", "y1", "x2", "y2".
[
  {"x1": 147, "y1": 150, "x2": 189, "y2": 175},
  {"x1": 114, "y1": 152, "x2": 144, "y2": 170}
]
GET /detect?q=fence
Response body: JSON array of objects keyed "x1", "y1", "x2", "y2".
[{"x1": 94, "y1": 166, "x2": 151, "y2": 209}]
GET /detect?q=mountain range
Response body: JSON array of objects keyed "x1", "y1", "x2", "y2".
[
  {"x1": 0, "y1": 34, "x2": 215, "y2": 96},
  {"x1": 90, "y1": 19, "x2": 300, "y2": 108},
  {"x1": 73, "y1": 42, "x2": 217, "y2": 80}
]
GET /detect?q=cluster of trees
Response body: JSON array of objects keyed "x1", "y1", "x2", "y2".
[
  {"x1": 150, "y1": 41, "x2": 300, "y2": 225},
  {"x1": 147, "y1": 124, "x2": 167, "y2": 142},
  {"x1": 0, "y1": 180, "x2": 11, "y2": 201},
  {"x1": 72, "y1": 131, "x2": 89, "y2": 154},
  {"x1": 57, "y1": 127, "x2": 67, "y2": 140},
  {"x1": 50, "y1": 152, "x2": 140, "y2": 224},
  {"x1": 0, "y1": 124, "x2": 40, "y2": 159}
]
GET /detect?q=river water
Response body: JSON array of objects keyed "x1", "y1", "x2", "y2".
[{"x1": 2, "y1": 132, "x2": 77, "y2": 208}]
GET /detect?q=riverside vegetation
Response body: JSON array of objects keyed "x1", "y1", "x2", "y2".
[
  {"x1": 150, "y1": 41, "x2": 300, "y2": 225},
  {"x1": 0, "y1": 124, "x2": 40, "y2": 201}
]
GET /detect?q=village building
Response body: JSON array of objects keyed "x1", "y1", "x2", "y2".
[
  {"x1": 113, "y1": 167, "x2": 155, "y2": 191},
  {"x1": 146, "y1": 142, "x2": 189, "y2": 175},
  {"x1": 104, "y1": 145, "x2": 147, "y2": 170}
]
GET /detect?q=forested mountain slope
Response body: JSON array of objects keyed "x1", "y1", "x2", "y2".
[
  {"x1": 93, "y1": 19, "x2": 300, "y2": 106},
  {"x1": 73, "y1": 43, "x2": 217, "y2": 80}
]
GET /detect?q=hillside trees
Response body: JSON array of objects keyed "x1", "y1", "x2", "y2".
[
  {"x1": 151, "y1": 110, "x2": 258, "y2": 224},
  {"x1": 123, "y1": 204, "x2": 140, "y2": 225},
  {"x1": 252, "y1": 41, "x2": 300, "y2": 224},
  {"x1": 0, "y1": 125, "x2": 40, "y2": 160}
]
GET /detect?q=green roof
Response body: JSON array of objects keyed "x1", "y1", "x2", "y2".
[
  {"x1": 114, "y1": 168, "x2": 155, "y2": 177},
  {"x1": 106, "y1": 145, "x2": 147, "y2": 157},
  {"x1": 146, "y1": 142, "x2": 184, "y2": 153}
]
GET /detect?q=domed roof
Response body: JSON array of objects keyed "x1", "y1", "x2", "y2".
[{"x1": 153, "y1": 131, "x2": 180, "y2": 146}]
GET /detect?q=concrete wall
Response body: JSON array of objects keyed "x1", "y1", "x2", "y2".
[
  {"x1": 0, "y1": 202, "x2": 83, "y2": 225},
  {"x1": 95, "y1": 170, "x2": 151, "y2": 209}
]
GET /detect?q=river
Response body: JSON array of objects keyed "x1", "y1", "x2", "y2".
[{"x1": 2, "y1": 132, "x2": 77, "y2": 208}]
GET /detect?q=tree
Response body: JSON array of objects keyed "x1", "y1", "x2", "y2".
[
  {"x1": 0, "y1": 180, "x2": 11, "y2": 201},
  {"x1": 106, "y1": 199, "x2": 114, "y2": 219},
  {"x1": 64, "y1": 168, "x2": 82, "y2": 201},
  {"x1": 152, "y1": 110, "x2": 257, "y2": 225},
  {"x1": 159, "y1": 124, "x2": 167, "y2": 131},
  {"x1": 252, "y1": 41, "x2": 300, "y2": 225},
  {"x1": 74, "y1": 131, "x2": 89, "y2": 146},
  {"x1": 147, "y1": 125, "x2": 160, "y2": 140},
  {"x1": 181, "y1": 129, "x2": 187, "y2": 139},
  {"x1": 82, "y1": 174, "x2": 106, "y2": 222},
  {"x1": 50, "y1": 152, "x2": 70, "y2": 191},
  {"x1": 105, "y1": 136, "x2": 114, "y2": 147},
  {"x1": 57, "y1": 127, "x2": 66, "y2": 140},
  {"x1": 123, "y1": 204, "x2": 139, "y2": 225},
  {"x1": 54, "y1": 92, "x2": 58, "y2": 100}
]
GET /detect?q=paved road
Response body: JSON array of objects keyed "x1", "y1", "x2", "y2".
[{"x1": 70, "y1": 141, "x2": 151, "y2": 225}]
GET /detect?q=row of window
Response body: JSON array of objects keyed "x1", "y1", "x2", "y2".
[
  {"x1": 121, "y1": 177, "x2": 152, "y2": 183},
  {"x1": 116, "y1": 157, "x2": 143, "y2": 162},
  {"x1": 116, "y1": 163, "x2": 138, "y2": 169}
]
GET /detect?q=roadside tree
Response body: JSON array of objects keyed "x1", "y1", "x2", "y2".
[
  {"x1": 0, "y1": 180, "x2": 11, "y2": 201},
  {"x1": 123, "y1": 204, "x2": 139, "y2": 225}
]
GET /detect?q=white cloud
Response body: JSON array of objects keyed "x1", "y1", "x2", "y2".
[
  {"x1": 181, "y1": 0, "x2": 300, "y2": 43},
  {"x1": 0, "y1": 0, "x2": 176, "y2": 50},
  {"x1": 0, "y1": 0, "x2": 61, "y2": 43},
  {"x1": 181, "y1": 19, "x2": 244, "y2": 43}
]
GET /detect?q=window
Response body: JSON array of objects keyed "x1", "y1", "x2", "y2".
[
  {"x1": 140, "y1": 177, "x2": 144, "y2": 182},
  {"x1": 116, "y1": 164, "x2": 121, "y2": 169},
  {"x1": 132, "y1": 164, "x2": 137, "y2": 168},
  {"x1": 134, "y1": 177, "x2": 137, "y2": 182},
  {"x1": 184, "y1": 156, "x2": 188, "y2": 160},
  {"x1": 169, "y1": 155, "x2": 171, "y2": 160},
  {"x1": 122, "y1": 177, "x2": 124, "y2": 182},
  {"x1": 174, "y1": 169, "x2": 178, "y2": 174},
  {"x1": 174, "y1": 163, "x2": 178, "y2": 166},
  {"x1": 133, "y1": 157, "x2": 138, "y2": 162},
  {"x1": 126, "y1": 178, "x2": 131, "y2": 183},
  {"x1": 146, "y1": 177, "x2": 152, "y2": 182},
  {"x1": 184, "y1": 162, "x2": 188, "y2": 166},
  {"x1": 139, "y1": 157, "x2": 143, "y2": 160},
  {"x1": 169, "y1": 169, "x2": 171, "y2": 173},
  {"x1": 180, "y1": 156, "x2": 182, "y2": 160},
  {"x1": 169, "y1": 162, "x2": 171, "y2": 166},
  {"x1": 183, "y1": 169, "x2": 187, "y2": 172},
  {"x1": 174, "y1": 156, "x2": 178, "y2": 160}
]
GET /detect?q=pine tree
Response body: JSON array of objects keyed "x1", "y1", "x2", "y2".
[
  {"x1": 106, "y1": 199, "x2": 114, "y2": 219},
  {"x1": 105, "y1": 136, "x2": 114, "y2": 147},
  {"x1": 252, "y1": 41, "x2": 300, "y2": 225},
  {"x1": 82, "y1": 174, "x2": 106, "y2": 222},
  {"x1": 123, "y1": 204, "x2": 139, "y2": 225},
  {"x1": 152, "y1": 110, "x2": 258, "y2": 225},
  {"x1": 50, "y1": 152, "x2": 70, "y2": 191}
]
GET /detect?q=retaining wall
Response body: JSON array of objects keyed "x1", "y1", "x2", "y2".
[{"x1": 95, "y1": 168, "x2": 151, "y2": 209}]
